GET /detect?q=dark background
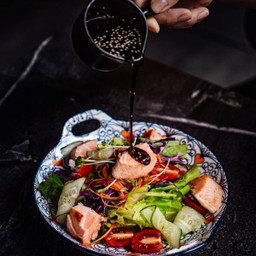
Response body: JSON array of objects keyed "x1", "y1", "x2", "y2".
[
  {"x1": 0, "y1": 1, "x2": 256, "y2": 256},
  {"x1": 1, "y1": 0, "x2": 256, "y2": 94}
]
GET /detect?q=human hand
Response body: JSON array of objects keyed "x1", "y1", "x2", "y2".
[{"x1": 134, "y1": 0, "x2": 213, "y2": 32}]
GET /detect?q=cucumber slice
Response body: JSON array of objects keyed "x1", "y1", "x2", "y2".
[
  {"x1": 173, "y1": 206, "x2": 205, "y2": 235},
  {"x1": 141, "y1": 206, "x2": 155, "y2": 224},
  {"x1": 165, "y1": 207, "x2": 180, "y2": 222},
  {"x1": 60, "y1": 141, "x2": 83, "y2": 158},
  {"x1": 151, "y1": 207, "x2": 181, "y2": 248},
  {"x1": 87, "y1": 147, "x2": 114, "y2": 160},
  {"x1": 59, "y1": 141, "x2": 83, "y2": 167},
  {"x1": 56, "y1": 177, "x2": 85, "y2": 225}
]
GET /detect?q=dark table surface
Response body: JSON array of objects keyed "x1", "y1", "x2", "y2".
[{"x1": 1, "y1": 31, "x2": 256, "y2": 256}]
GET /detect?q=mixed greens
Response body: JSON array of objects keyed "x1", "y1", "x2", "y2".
[{"x1": 38, "y1": 129, "x2": 215, "y2": 254}]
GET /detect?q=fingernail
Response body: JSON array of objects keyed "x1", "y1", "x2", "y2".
[
  {"x1": 197, "y1": 10, "x2": 209, "y2": 22},
  {"x1": 177, "y1": 13, "x2": 191, "y2": 23}
]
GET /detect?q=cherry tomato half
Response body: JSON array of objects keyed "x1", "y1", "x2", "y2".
[
  {"x1": 152, "y1": 164, "x2": 180, "y2": 180},
  {"x1": 160, "y1": 170, "x2": 179, "y2": 180},
  {"x1": 75, "y1": 164, "x2": 93, "y2": 177},
  {"x1": 131, "y1": 228, "x2": 163, "y2": 254},
  {"x1": 105, "y1": 228, "x2": 134, "y2": 248}
]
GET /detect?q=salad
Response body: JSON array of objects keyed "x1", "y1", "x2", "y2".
[{"x1": 38, "y1": 129, "x2": 224, "y2": 254}]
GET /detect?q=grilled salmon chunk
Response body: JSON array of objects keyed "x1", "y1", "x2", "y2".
[
  {"x1": 66, "y1": 203, "x2": 104, "y2": 245},
  {"x1": 112, "y1": 143, "x2": 157, "y2": 179},
  {"x1": 143, "y1": 129, "x2": 163, "y2": 141},
  {"x1": 189, "y1": 174, "x2": 224, "y2": 213},
  {"x1": 70, "y1": 139, "x2": 98, "y2": 160}
]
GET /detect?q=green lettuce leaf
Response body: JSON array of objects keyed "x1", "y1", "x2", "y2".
[
  {"x1": 161, "y1": 141, "x2": 187, "y2": 158},
  {"x1": 38, "y1": 174, "x2": 63, "y2": 206}
]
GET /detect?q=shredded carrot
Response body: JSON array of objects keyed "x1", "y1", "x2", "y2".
[
  {"x1": 120, "y1": 179, "x2": 133, "y2": 190},
  {"x1": 104, "y1": 179, "x2": 117, "y2": 191},
  {"x1": 89, "y1": 189, "x2": 127, "y2": 200},
  {"x1": 138, "y1": 178, "x2": 143, "y2": 187},
  {"x1": 119, "y1": 190, "x2": 129, "y2": 199},
  {"x1": 204, "y1": 214, "x2": 214, "y2": 224},
  {"x1": 117, "y1": 199, "x2": 127, "y2": 206},
  {"x1": 89, "y1": 178, "x2": 107, "y2": 188},
  {"x1": 100, "y1": 198, "x2": 124, "y2": 209},
  {"x1": 52, "y1": 158, "x2": 63, "y2": 166},
  {"x1": 143, "y1": 176, "x2": 160, "y2": 185},
  {"x1": 156, "y1": 154, "x2": 163, "y2": 164},
  {"x1": 102, "y1": 165, "x2": 108, "y2": 179},
  {"x1": 91, "y1": 223, "x2": 117, "y2": 244},
  {"x1": 110, "y1": 180, "x2": 124, "y2": 191},
  {"x1": 82, "y1": 242, "x2": 92, "y2": 248},
  {"x1": 132, "y1": 178, "x2": 144, "y2": 190}
]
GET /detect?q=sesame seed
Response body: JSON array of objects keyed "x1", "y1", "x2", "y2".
[{"x1": 91, "y1": 20, "x2": 143, "y2": 61}]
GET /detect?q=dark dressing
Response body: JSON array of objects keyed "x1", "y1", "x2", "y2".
[
  {"x1": 128, "y1": 144, "x2": 150, "y2": 165},
  {"x1": 128, "y1": 61, "x2": 151, "y2": 166},
  {"x1": 89, "y1": 14, "x2": 150, "y2": 165},
  {"x1": 129, "y1": 62, "x2": 140, "y2": 145}
]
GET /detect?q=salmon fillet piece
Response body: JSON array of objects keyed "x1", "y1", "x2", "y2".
[
  {"x1": 112, "y1": 143, "x2": 157, "y2": 179},
  {"x1": 143, "y1": 129, "x2": 163, "y2": 141},
  {"x1": 66, "y1": 203, "x2": 103, "y2": 245},
  {"x1": 189, "y1": 174, "x2": 224, "y2": 213},
  {"x1": 70, "y1": 139, "x2": 98, "y2": 160}
]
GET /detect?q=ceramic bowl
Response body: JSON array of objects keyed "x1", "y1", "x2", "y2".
[{"x1": 34, "y1": 109, "x2": 229, "y2": 255}]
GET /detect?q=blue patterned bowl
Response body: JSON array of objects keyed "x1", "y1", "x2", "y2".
[{"x1": 34, "y1": 109, "x2": 229, "y2": 255}]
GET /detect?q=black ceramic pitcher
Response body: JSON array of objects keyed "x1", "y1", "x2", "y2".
[{"x1": 72, "y1": 0, "x2": 153, "y2": 71}]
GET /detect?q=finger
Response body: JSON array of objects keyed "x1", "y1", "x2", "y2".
[
  {"x1": 151, "y1": 0, "x2": 179, "y2": 13},
  {"x1": 191, "y1": 7, "x2": 209, "y2": 22},
  {"x1": 147, "y1": 17, "x2": 160, "y2": 33},
  {"x1": 169, "y1": 8, "x2": 209, "y2": 29},
  {"x1": 133, "y1": 0, "x2": 148, "y2": 8},
  {"x1": 154, "y1": 8, "x2": 192, "y2": 27},
  {"x1": 180, "y1": 7, "x2": 209, "y2": 27}
]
